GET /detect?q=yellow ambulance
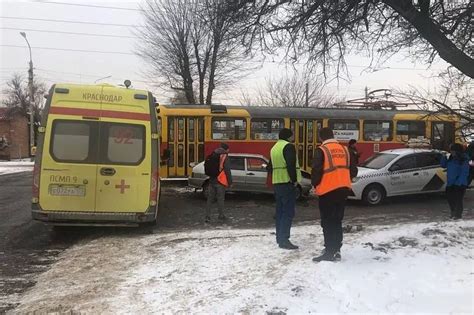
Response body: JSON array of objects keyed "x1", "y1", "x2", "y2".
[{"x1": 32, "y1": 83, "x2": 161, "y2": 226}]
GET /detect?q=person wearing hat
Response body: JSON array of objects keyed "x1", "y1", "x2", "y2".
[
  {"x1": 311, "y1": 127, "x2": 358, "y2": 262},
  {"x1": 268, "y1": 128, "x2": 301, "y2": 250},
  {"x1": 205, "y1": 142, "x2": 232, "y2": 223}
]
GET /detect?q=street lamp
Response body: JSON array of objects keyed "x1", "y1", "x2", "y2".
[{"x1": 20, "y1": 32, "x2": 35, "y2": 157}]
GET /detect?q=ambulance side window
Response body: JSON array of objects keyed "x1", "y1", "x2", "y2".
[
  {"x1": 103, "y1": 123, "x2": 145, "y2": 165},
  {"x1": 51, "y1": 120, "x2": 93, "y2": 162}
]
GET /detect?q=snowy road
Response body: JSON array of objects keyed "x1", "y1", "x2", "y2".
[{"x1": 11, "y1": 220, "x2": 474, "y2": 314}]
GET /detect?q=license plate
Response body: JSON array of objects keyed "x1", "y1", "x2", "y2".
[{"x1": 49, "y1": 185, "x2": 85, "y2": 196}]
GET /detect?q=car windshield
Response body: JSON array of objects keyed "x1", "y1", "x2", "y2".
[{"x1": 361, "y1": 153, "x2": 399, "y2": 169}]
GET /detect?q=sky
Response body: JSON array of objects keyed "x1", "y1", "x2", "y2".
[
  {"x1": 11, "y1": 219, "x2": 474, "y2": 313},
  {"x1": 0, "y1": 0, "x2": 452, "y2": 105}
]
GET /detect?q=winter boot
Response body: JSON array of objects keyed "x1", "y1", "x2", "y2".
[{"x1": 312, "y1": 249, "x2": 337, "y2": 262}]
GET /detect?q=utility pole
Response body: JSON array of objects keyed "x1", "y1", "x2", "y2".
[{"x1": 20, "y1": 32, "x2": 35, "y2": 157}]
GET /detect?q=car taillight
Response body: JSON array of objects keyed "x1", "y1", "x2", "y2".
[
  {"x1": 149, "y1": 168, "x2": 159, "y2": 206},
  {"x1": 32, "y1": 163, "x2": 40, "y2": 203}
]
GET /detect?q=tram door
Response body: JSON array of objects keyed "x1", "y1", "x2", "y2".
[
  {"x1": 167, "y1": 117, "x2": 205, "y2": 177},
  {"x1": 290, "y1": 119, "x2": 321, "y2": 172},
  {"x1": 431, "y1": 122, "x2": 454, "y2": 151}
]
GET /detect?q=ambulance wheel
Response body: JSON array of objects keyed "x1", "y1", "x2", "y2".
[{"x1": 362, "y1": 184, "x2": 385, "y2": 206}]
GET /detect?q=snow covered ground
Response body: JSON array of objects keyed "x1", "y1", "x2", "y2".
[
  {"x1": 12, "y1": 220, "x2": 473, "y2": 314},
  {"x1": 0, "y1": 160, "x2": 33, "y2": 175}
]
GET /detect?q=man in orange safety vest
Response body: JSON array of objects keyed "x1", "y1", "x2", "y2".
[{"x1": 311, "y1": 128, "x2": 358, "y2": 262}]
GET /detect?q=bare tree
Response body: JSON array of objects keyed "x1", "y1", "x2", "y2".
[
  {"x1": 240, "y1": 70, "x2": 337, "y2": 107},
  {"x1": 137, "y1": 0, "x2": 255, "y2": 104},
  {"x1": 238, "y1": 0, "x2": 473, "y2": 79},
  {"x1": 2, "y1": 73, "x2": 45, "y2": 121},
  {"x1": 399, "y1": 68, "x2": 473, "y2": 138}
]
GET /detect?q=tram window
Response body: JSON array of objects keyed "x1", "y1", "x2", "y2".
[
  {"x1": 189, "y1": 119, "x2": 195, "y2": 141},
  {"x1": 316, "y1": 121, "x2": 322, "y2": 143},
  {"x1": 290, "y1": 120, "x2": 296, "y2": 143},
  {"x1": 198, "y1": 119, "x2": 204, "y2": 142},
  {"x1": 168, "y1": 144, "x2": 174, "y2": 167},
  {"x1": 307, "y1": 144, "x2": 313, "y2": 168},
  {"x1": 308, "y1": 121, "x2": 314, "y2": 143},
  {"x1": 198, "y1": 144, "x2": 204, "y2": 162},
  {"x1": 250, "y1": 118, "x2": 284, "y2": 140},
  {"x1": 364, "y1": 120, "x2": 393, "y2": 141},
  {"x1": 168, "y1": 118, "x2": 174, "y2": 142},
  {"x1": 396, "y1": 121, "x2": 425, "y2": 139},
  {"x1": 178, "y1": 144, "x2": 184, "y2": 167},
  {"x1": 212, "y1": 118, "x2": 247, "y2": 140},
  {"x1": 178, "y1": 118, "x2": 185, "y2": 142},
  {"x1": 329, "y1": 119, "x2": 359, "y2": 141},
  {"x1": 298, "y1": 121, "x2": 304, "y2": 143},
  {"x1": 189, "y1": 144, "x2": 195, "y2": 163}
]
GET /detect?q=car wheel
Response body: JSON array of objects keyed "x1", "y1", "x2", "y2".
[
  {"x1": 202, "y1": 181, "x2": 210, "y2": 199},
  {"x1": 362, "y1": 184, "x2": 385, "y2": 206}
]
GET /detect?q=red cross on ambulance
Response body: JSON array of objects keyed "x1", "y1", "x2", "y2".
[{"x1": 115, "y1": 179, "x2": 130, "y2": 194}]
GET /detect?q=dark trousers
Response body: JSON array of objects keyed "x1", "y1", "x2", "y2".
[
  {"x1": 206, "y1": 178, "x2": 226, "y2": 217},
  {"x1": 446, "y1": 185, "x2": 466, "y2": 218},
  {"x1": 274, "y1": 183, "x2": 296, "y2": 245},
  {"x1": 318, "y1": 189, "x2": 349, "y2": 254}
]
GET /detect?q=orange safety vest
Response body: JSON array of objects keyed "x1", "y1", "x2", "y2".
[
  {"x1": 217, "y1": 154, "x2": 229, "y2": 187},
  {"x1": 315, "y1": 141, "x2": 352, "y2": 196}
]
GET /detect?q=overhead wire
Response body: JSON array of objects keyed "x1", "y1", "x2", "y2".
[
  {"x1": 1, "y1": 44, "x2": 136, "y2": 55},
  {"x1": 0, "y1": 16, "x2": 140, "y2": 27},
  {"x1": 0, "y1": 27, "x2": 134, "y2": 39},
  {"x1": 29, "y1": 0, "x2": 141, "y2": 11}
]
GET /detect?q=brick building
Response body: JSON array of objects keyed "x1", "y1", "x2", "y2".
[{"x1": 0, "y1": 107, "x2": 30, "y2": 160}]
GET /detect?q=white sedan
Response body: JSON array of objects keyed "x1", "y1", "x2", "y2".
[{"x1": 349, "y1": 148, "x2": 447, "y2": 205}]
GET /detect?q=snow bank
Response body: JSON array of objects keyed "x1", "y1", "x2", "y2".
[
  {"x1": 0, "y1": 161, "x2": 33, "y2": 175},
  {"x1": 13, "y1": 220, "x2": 473, "y2": 314}
]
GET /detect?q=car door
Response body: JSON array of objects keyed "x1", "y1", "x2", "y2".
[
  {"x1": 228, "y1": 156, "x2": 246, "y2": 191},
  {"x1": 416, "y1": 152, "x2": 446, "y2": 192},
  {"x1": 388, "y1": 154, "x2": 419, "y2": 195},
  {"x1": 245, "y1": 157, "x2": 269, "y2": 193}
]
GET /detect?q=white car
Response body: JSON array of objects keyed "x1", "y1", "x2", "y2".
[
  {"x1": 188, "y1": 153, "x2": 313, "y2": 199},
  {"x1": 349, "y1": 148, "x2": 447, "y2": 205}
]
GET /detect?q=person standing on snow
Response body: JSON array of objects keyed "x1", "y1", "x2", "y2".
[
  {"x1": 204, "y1": 143, "x2": 232, "y2": 223},
  {"x1": 268, "y1": 128, "x2": 301, "y2": 250},
  {"x1": 311, "y1": 128, "x2": 358, "y2": 262},
  {"x1": 441, "y1": 143, "x2": 470, "y2": 220}
]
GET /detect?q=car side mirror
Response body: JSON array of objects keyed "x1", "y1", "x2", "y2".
[
  {"x1": 261, "y1": 163, "x2": 267, "y2": 169},
  {"x1": 189, "y1": 162, "x2": 197, "y2": 168}
]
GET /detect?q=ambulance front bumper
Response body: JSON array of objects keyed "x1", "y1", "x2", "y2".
[{"x1": 32, "y1": 205, "x2": 156, "y2": 226}]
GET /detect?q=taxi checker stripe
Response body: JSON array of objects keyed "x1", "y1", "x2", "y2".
[{"x1": 49, "y1": 106, "x2": 151, "y2": 121}]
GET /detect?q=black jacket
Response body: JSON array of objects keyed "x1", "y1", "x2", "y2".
[
  {"x1": 311, "y1": 140, "x2": 358, "y2": 187},
  {"x1": 267, "y1": 143, "x2": 298, "y2": 183}
]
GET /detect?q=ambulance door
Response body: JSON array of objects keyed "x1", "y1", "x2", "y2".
[
  {"x1": 39, "y1": 85, "x2": 102, "y2": 212},
  {"x1": 95, "y1": 89, "x2": 151, "y2": 213}
]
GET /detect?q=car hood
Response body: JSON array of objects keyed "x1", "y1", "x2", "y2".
[{"x1": 356, "y1": 166, "x2": 381, "y2": 177}]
